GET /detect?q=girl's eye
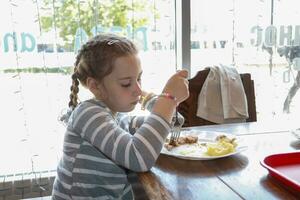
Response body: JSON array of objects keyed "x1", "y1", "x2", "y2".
[
  {"x1": 120, "y1": 77, "x2": 141, "y2": 88},
  {"x1": 121, "y1": 83, "x2": 131, "y2": 88}
]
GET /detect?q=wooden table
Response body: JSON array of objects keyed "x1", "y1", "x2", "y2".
[{"x1": 138, "y1": 122, "x2": 300, "y2": 199}]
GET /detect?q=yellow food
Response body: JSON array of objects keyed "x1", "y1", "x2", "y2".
[{"x1": 205, "y1": 135, "x2": 237, "y2": 156}]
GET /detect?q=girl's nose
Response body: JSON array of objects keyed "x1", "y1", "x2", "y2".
[{"x1": 133, "y1": 82, "x2": 142, "y2": 96}]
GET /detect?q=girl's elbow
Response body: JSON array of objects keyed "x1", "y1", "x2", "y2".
[
  {"x1": 129, "y1": 160, "x2": 156, "y2": 172},
  {"x1": 132, "y1": 166, "x2": 153, "y2": 173}
]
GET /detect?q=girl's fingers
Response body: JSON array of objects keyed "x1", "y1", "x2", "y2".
[{"x1": 176, "y1": 69, "x2": 189, "y2": 78}]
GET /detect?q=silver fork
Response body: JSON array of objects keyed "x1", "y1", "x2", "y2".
[{"x1": 169, "y1": 107, "x2": 181, "y2": 144}]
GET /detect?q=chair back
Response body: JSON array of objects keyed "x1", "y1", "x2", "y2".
[{"x1": 178, "y1": 68, "x2": 257, "y2": 127}]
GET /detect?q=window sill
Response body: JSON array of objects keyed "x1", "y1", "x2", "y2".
[{"x1": 0, "y1": 171, "x2": 55, "y2": 200}]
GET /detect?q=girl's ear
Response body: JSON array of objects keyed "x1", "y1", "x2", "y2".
[
  {"x1": 86, "y1": 77, "x2": 100, "y2": 95},
  {"x1": 86, "y1": 77, "x2": 101, "y2": 99},
  {"x1": 86, "y1": 77, "x2": 107, "y2": 100}
]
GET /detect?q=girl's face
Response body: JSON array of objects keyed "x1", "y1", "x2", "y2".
[{"x1": 98, "y1": 54, "x2": 143, "y2": 113}]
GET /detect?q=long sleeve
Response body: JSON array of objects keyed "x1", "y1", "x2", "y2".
[
  {"x1": 141, "y1": 95, "x2": 185, "y2": 127},
  {"x1": 70, "y1": 100, "x2": 171, "y2": 172},
  {"x1": 116, "y1": 114, "x2": 147, "y2": 135}
]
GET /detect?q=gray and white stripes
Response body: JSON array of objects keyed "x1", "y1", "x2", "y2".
[{"x1": 52, "y1": 99, "x2": 171, "y2": 199}]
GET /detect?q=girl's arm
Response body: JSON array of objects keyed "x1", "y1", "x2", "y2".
[{"x1": 72, "y1": 102, "x2": 171, "y2": 172}]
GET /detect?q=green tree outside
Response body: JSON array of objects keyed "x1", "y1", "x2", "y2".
[{"x1": 40, "y1": 0, "x2": 159, "y2": 50}]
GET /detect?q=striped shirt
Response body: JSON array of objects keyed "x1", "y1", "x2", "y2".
[{"x1": 52, "y1": 98, "x2": 171, "y2": 199}]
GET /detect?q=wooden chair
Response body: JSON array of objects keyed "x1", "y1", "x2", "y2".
[{"x1": 178, "y1": 68, "x2": 257, "y2": 127}]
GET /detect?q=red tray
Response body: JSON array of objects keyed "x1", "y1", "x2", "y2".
[{"x1": 260, "y1": 151, "x2": 300, "y2": 193}]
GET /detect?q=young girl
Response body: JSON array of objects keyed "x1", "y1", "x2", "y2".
[{"x1": 52, "y1": 33, "x2": 189, "y2": 200}]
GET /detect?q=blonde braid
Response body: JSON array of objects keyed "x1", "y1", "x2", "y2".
[{"x1": 68, "y1": 71, "x2": 80, "y2": 109}]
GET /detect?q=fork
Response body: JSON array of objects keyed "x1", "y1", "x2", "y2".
[{"x1": 169, "y1": 107, "x2": 181, "y2": 145}]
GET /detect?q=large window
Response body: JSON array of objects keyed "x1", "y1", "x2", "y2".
[
  {"x1": 0, "y1": 0, "x2": 175, "y2": 186},
  {"x1": 1, "y1": 1, "x2": 300, "y2": 198}
]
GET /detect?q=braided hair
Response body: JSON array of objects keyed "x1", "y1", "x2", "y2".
[{"x1": 68, "y1": 33, "x2": 138, "y2": 110}]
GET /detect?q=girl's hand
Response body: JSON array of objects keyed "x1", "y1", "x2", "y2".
[{"x1": 162, "y1": 69, "x2": 189, "y2": 104}]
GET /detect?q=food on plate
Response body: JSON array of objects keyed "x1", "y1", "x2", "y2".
[
  {"x1": 163, "y1": 133, "x2": 239, "y2": 157},
  {"x1": 216, "y1": 134, "x2": 237, "y2": 144},
  {"x1": 164, "y1": 135, "x2": 198, "y2": 151},
  {"x1": 161, "y1": 131, "x2": 245, "y2": 160},
  {"x1": 205, "y1": 135, "x2": 237, "y2": 156}
]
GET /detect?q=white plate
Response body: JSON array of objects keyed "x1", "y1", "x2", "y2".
[{"x1": 161, "y1": 130, "x2": 248, "y2": 160}]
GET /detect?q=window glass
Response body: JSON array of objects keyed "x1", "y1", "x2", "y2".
[
  {"x1": 0, "y1": 0, "x2": 175, "y2": 176},
  {"x1": 191, "y1": 0, "x2": 300, "y2": 124}
]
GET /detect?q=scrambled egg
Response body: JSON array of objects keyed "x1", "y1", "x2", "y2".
[{"x1": 205, "y1": 135, "x2": 237, "y2": 156}]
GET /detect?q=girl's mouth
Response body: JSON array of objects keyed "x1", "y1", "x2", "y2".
[{"x1": 131, "y1": 100, "x2": 139, "y2": 105}]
